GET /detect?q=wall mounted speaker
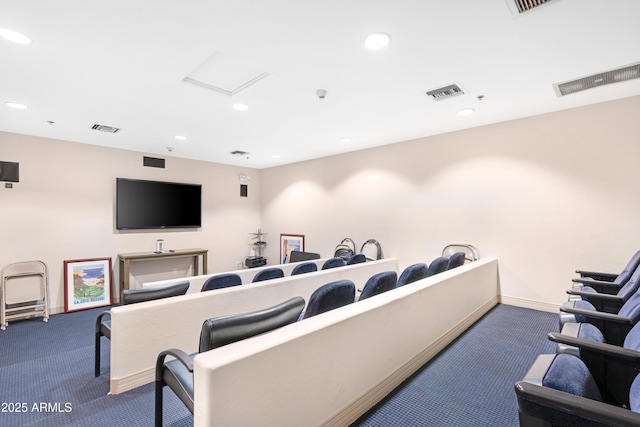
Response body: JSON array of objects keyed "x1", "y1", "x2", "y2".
[
  {"x1": 0, "y1": 161, "x2": 19, "y2": 182},
  {"x1": 143, "y1": 156, "x2": 165, "y2": 168},
  {"x1": 240, "y1": 184, "x2": 248, "y2": 197}
]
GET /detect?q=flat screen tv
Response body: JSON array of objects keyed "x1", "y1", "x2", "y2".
[{"x1": 116, "y1": 178, "x2": 202, "y2": 230}]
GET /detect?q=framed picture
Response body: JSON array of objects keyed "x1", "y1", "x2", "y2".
[
  {"x1": 64, "y1": 257, "x2": 113, "y2": 313},
  {"x1": 280, "y1": 234, "x2": 305, "y2": 264}
]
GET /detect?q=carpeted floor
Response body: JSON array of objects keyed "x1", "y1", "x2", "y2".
[{"x1": 0, "y1": 304, "x2": 557, "y2": 426}]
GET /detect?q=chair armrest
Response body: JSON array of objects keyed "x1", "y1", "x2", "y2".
[
  {"x1": 565, "y1": 290, "x2": 624, "y2": 303},
  {"x1": 95, "y1": 310, "x2": 111, "y2": 334},
  {"x1": 155, "y1": 348, "x2": 194, "y2": 381},
  {"x1": 559, "y1": 306, "x2": 634, "y2": 325},
  {"x1": 515, "y1": 381, "x2": 640, "y2": 425},
  {"x1": 548, "y1": 333, "x2": 640, "y2": 364},
  {"x1": 571, "y1": 277, "x2": 622, "y2": 290},
  {"x1": 575, "y1": 270, "x2": 617, "y2": 281}
]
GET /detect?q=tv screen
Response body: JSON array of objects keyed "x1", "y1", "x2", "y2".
[{"x1": 116, "y1": 178, "x2": 202, "y2": 230}]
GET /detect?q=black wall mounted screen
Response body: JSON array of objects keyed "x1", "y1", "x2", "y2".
[
  {"x1": 116, "y1": 178, "x2": 202, "y2": 230},
  {"x1": 0, "y1": 161, "x2": 19, "y2": 182}
]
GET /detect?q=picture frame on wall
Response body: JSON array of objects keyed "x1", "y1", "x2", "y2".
[
  {"x1": 63, "y1": 257, "x2": 113, "y2": 313},
  {"x1": 280, "y1": 234, "x2": 305, "y2": 264}
]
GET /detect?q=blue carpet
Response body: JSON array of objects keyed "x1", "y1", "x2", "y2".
[
  {"x1": 351, "y1": 304, "x2": 558, "y2": 427},
  {"x1": 0, "y1": 304, "x2": 557, "y2": 426}
]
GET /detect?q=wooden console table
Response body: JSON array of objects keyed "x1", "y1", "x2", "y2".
[{"x1": 118, "y1": 248, "x2": 208, "y2": 298}]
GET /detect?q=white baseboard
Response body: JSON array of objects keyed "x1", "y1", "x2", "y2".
[{"x1": 499, "y1": 295, "x2": 560, "y2": 313}]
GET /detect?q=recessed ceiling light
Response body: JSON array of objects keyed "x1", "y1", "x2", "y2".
[
  {"x1": 364, "y1": 33, "x2": 391, "y2": 50},
  {"x1": 0, "y1": 28, "x2": 32, "y2": 45},
  {"x1": 457, "y1": 108, "x2": 475, "y2": 116},
  {"x1": 174, "y1": 135, "x2": 187, "y2": 141},
  {"x1": 233, "y1": 103, "x2": 248, "y2": 111},
  {"x1": 339, "y1": 138, "x2": 351, "y2": 143},
  {"x1": 5, "y1": 102, "x2": 28, "y2": 109}
]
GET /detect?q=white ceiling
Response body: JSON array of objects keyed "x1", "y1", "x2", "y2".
[{"x1": 1, "y1": 0, "x2": 639, "y2": 169}]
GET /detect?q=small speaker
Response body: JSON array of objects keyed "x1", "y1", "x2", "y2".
[
  {"x1": 143, "y1": 156, "x2": 165, "y2": 168},
  {"x1": 0, "y1": 161, "x2": 19, "y2": 182},
  {"x1": 240, "y1": 184, "x2": 248, "y2": 197}
]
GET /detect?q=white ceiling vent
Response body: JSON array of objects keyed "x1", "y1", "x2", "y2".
[
  {"x1": 90, "y1": 123, "x2": 121, "y2": 134},
  {"x1": 507, "y1": 0, "x2": 557, "y2": 16},
  {"x1": 553, "y1": 62, "x2": 640, "y2": 97},
  {"x1": 426, "y1": 83, "x2": 466, "y2": 101}
]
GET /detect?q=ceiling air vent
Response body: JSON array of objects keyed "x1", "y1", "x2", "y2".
[
  {"x1": 230, "y1": 150, "x2": 250, "y2": 156},
  {"x1": 91, "y1": 123, "x2": 121, "y2": 134},
  {"x1": 553, "y1": 62, "x2": 640, "y2": 97},
  {"x1": 507, "y1": 0, "x2": 556, "y2": 15},
  {"x1": 426, "y1": 83, "x2": 465, "y2": 101}
]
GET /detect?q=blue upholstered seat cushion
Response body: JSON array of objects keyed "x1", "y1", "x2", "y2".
[
  {"x1": 630, "y1": 374, "x2": 640, "y2": 413},
  {"x1": 542, "y1": 354, "x2": 602, "y2": 401},
  {"x1": 358, "y1": 271, "x2": 397, "y2": 301},
  {"x1": 624, "y1": 322, "x2": 640, "y2": 351},
  {"x1": 619, "y1": 292, "x2": 640, "y2": 322},
  {"x1": 577, "y1": 323, "x2": 605, "y2": 343},
  {"x1": 252, "y1": 268, "x2": 284, "y2": 283},
  {"x1": 291, "y1": 262, "x2": 317, "y2": 275},
  {"x1": 201, "y1": 273, "x2": 242, "y2": 291}
]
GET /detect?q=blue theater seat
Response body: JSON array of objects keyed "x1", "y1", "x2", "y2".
[
  {"x1": 321, "y1": 257, "x2": 346, "y2": 270},
  {"x1": 201, "y1": 273, "x2": 242, "y2": 291},
  {"x1": 252, "y1": 267, "x2": 284, "y2": 283},
  {"x1": 299, "y1": 280, "x2": 355, "y2": 320},
  {"x1": 515, "y1": 353, "x2": 640, "y2": 426},
  {"x1": 290, "y1": 262, "x2": 317, "y2": 275},
  {"x1": 347, "y1": 253, "x2": 367, "y2": 265},
  {"x1": 427, "y1": 256, "x2": 448, "y2": 277},
  {"x1": 396, "y1": 263, "x2": 428, "y2": 287},
  {"x1": 357, "y1": 271, "x2": 397, "y2": 302},
  {"x1": 446, "y1": 252, "x2": 466, "y2": 270},
  {"x1": 574, "y1": 250, "x2": 640, "y2": 286}
]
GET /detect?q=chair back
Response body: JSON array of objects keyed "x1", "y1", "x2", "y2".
[
  {"x1": 427, "y1": 257, "x2": 449, "y2": 277},
  {"x1": 122, "y1": 281, "x2": 189, "y2": 305},
  {"x1": 358, "y1": 271, "x2": 397, "y2": 301},
  {"x1": 322, "y1": 257, "x2": 346, "y2": 270},
  {"x1": 252, "y1": 267, "x2": 285, "y2": 283},
  {"x1": 201, "y1": 273, "x2": 242, "y2": 292},
  {"x1": 614, "y1": 250, "x2": 640, "y2": 285},
  {"x1": 199, "y1": 297, "x2": 305, "y2": 352},
  {"x1": 346, "y1": 253, "x2": 367, "y2": 265},
  {"x1": 396, "y1": 263, "x2": 428, "y2": 287},
  {"x1": 291, "y1": 262, "x2": 318, "y2": 276},
  {"x1": 300, "y1": 280, "x2": 355, "y2": 320},
  {"x1": 447, "y1": 252, "x2": 466, "y2": 270}
]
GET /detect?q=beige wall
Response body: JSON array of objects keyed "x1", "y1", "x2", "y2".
[
  {"x1": 1, "y1": 132, "x2": 261, "y2": 313},
  {"x1": 260, "y1": 96, "x2": 640, "y2": 310},
  {"x1": 3, "y1": 96, "x2": 639, "y2": 313}
]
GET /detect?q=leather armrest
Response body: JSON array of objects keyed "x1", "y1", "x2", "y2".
[
  {"x1": 571, "y1": 277, "x2": 622, "y2": 289},
  {"x1": 575, "y1": 270, "x2": 617, "y2": 281},
  {"x1": 155, "y1": 348, "x2": 194, "y2": 381},
  {"x1": 565, "y1": 290, "x2": 624, "y2": 303},
  {"x1": 515, "y1": 381, "x2": 640, "y2": 425},
  {"x1": 559, "y1": 306, "x2": 633, "y2": 325},
  {"x1": 95, "y1": 310, "x2": 111, "y2": 333},
  {"x1": 548, "y1": 333, "x2": 640, "y2": 364}
]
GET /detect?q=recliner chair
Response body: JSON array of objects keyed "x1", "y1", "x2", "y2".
[
  {"x1": 154, "y1": 297, "x2": 305, "y2": 427},
  {"x1": 252, "y1": 267, "x2": 284, "y2": 283},
  {"x1": 299, "y1": 280, "x2": 355, "y2": 320},
  {"x1": 574, "y1": 250, "x2": 640, "y2": 287},
  {"x1": 95, "y1": 280, "x2": 190, "y2": 377},
  {"x1": 200, "y1": 273, "x2": 242, "y2": 292},
  {"x1": 357, "y1": 271, "x2": 397, "y2": 302}
]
